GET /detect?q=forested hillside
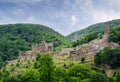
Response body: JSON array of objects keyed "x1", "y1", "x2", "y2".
[
  {"x1": 0, "y1": 24, "x2": 67, "y2": 67},
  {"x1": 67, "y1": 19, "x2": 120, "y2": 41},
  {"x1": 109, "y1": 25, "x2": 120, "y2": 45}
]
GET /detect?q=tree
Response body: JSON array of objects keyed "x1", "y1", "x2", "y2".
[
  {"x1": 54, "y1": 67, "x2": 66, "y2": 82},
  {"x1": 34, "y1": 61, "x2": 39, "y2": 69},
  {"x1": 36, "y1": 53, "x2": 42, "y2": 61},
  {"x1": 81, "y1": 57, "x2": 85, "y2": 63},
  {"x1": 38, "y1": 53, "x2": 55, "y2": 82},
  {"x1": 20, "y1": 69, "x2": 40, "y2": 82},
  {"x1": 114, "y1": 72, "x2": 120, "y2": 82},
  {"x1": 68, "y1": 65, "x2": 92, "y2": 80},
  {"x1": 109, "y1": 26, "x2": 120, "y2": 45},
  {"x1": 94, "y1": 47, "x2": 120, "y2": 68},
  {"x1": 91, "y1": 72, "x2": 108, "y2": 82},
  {"x1": 3, "y1": 75, "x2": 20, "y2": 82}
]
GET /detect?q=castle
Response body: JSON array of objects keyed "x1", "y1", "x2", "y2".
[
  {"x1": 7, "y1": 41, "x2": 53, "y2": 64},
  {"x1": 7, "y1": 26, "x2": 119, "y2": 65},
  {"x1": 69, "y1": 26, "x2": 119, "y2": 61},
  {"x1": 19, "y1": 41, "x2": 53, "y2": 62}
]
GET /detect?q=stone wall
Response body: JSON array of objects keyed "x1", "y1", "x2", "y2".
[
  {"x1": 7, "y1": 41, "x2": 53, "y2": 64},
  {"x1": 70, "y1": 26, "x2": 119, "y2": 61}
]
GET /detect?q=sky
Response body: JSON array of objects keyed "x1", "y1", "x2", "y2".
[{"x1": 0, "y1": 0, "x2": 120, "y2": 35}]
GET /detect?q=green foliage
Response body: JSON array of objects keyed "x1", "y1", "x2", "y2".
[
  {"x1": 0, "y1": 52, "x2": 110, "y2": 82},
  {"x1": 72, "y1": 32, "x2": 97, "y2": 47},
  {"x1": 81, "y1": 57, "x2": 85, "y2": 63},
  {"x1": 115, "y1": 72, "x2": 120, "y2": 82},
  {"x1": 67, "y1": 77, "x2": 80, "y2": 82},
  {"x1": 34, "y1": 61, "x2": 39, "y2": 69},
  {"x1": 0, "y1": 70, "x2": 19, "y2": 82},
  {"x1": 68, "y1": 65, "x2": 93, "y2": 80},
  {"x1": 91, "y1": 72, "x2": 108, "y2": 82},
  {"x1": 97, "y1": 33, "x2": 103, "y2": 39},
  {"x1": 16, "y1": 62, "x2": 19, "y2": 67},
  {"x1": 38, "y1": 53, "x2": 55, "y2": 82},
  {"x1": 94, "y1": 47, "x2": 120, "y2": 68},
  {"x1": 36, "y1": 53, "x2": 42, "y2": 61},
  {"x1": 3, "y1": 75, "x2": 20, "y2": 82},
  {"x1": 67, "y1": 19, "x2": 120, "y2": 41},
  {"x1": 109, "y1": 25, "x2": 120, "y2": 45},
  {"x1": 54, "y1": 67, "x2": 66, "y2": 81},
  {"x1": 0, "y1": 24, "x2": 67, "y2": 67},
  {"x1": 34, "y1": 53, "x2": 42, "y2": 69},
  {"x1": 20, "y1": 69, "x2": 40, "y2": 82}
]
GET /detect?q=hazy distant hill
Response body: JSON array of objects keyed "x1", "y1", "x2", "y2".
[
  {"x1": 0, "y1": 24, "x2": 67, "y2": 66},
  {"x1": 67, "y1": 19, "x2": 120, "y2": 41}
]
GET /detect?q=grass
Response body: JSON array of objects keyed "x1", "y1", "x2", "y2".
[
  {"x1": 53, "y1": 54, "x2": 93, "y2": 67},
  {"x1": 4, "y1": 54, "x2": 93, "y2": 75}
]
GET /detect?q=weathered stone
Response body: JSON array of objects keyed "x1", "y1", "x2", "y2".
[
  {"x1": 7, "y1": 41, "x2": 53, "y2": 64},
  {"x1": 70, "y1": 26, "x2": 119, "y2": 61}
]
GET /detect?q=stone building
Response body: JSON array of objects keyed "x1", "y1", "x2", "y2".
[
  {"x1": 18, "y1": 41, "x2": 53, "y2": 62},
  {"x1": 70, "y1": 26, "x2": 119, "y2": 61}
]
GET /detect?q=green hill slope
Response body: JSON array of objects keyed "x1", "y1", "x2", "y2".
[
  {"x1": 67, "y1": 19, "x2": 120, "y2": 41},
  {"x1": 0, "y1": 24, "x2": 67, "y2": 67},
  {"x1": 109, "y1": 25, "x2": 120, "y2": 45}
]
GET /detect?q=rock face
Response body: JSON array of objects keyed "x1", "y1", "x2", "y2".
[{"x1": 70, "y1": 26, "x2": 119, "y2": 61}]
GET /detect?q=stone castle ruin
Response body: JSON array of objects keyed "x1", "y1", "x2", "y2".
[
  {"x1": 7, "y1": 41, "x2": 53, "y2": 64},
  {"x1": 19, "y1": 41, "x2": 53, "y2": 62},
  {"x1": 70, "y1": 26, "x2": 119, "y2": 61},
  {"x1": 7, "y1": 26, "x2": 119, "y2": 65}
]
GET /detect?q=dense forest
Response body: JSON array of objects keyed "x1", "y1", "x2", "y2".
[
  {"x1": 94, "y1": 47, "x2": 120, "y2": 68},
  {"x1": 67, "y1": 19, "x2": 120, "y2": 41},
  {"x1": 0, "y1": 24, "x2": 68, "y2": 67},
  {"x1": 109, "y1": 25, "x2": 120, "y2": 45}
]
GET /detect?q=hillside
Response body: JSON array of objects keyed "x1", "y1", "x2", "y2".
[
  {"x1": 67, "y1": 19, "x2": 120, "y2": 41},
  {"x1": 0, "y1": 24, "x2": 68, "y2": 67},
  {"x1": 109, "y1": 25, "x2": 120, "y2": 45}
]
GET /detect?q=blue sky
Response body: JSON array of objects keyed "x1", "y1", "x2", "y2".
[{"x1": 0, "y1": 0, "x2": 120, "y2": 35}]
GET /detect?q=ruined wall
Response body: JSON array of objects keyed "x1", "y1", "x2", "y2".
[
  {"x1": 7, "y1": 41, "x2": 54, "y2": 63},
  {"x1": 70, "y1": 26, "x2": 119, "y2": 61}
]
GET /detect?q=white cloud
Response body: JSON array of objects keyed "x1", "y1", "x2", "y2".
[
  {"x1": 0, "y1": 0, "x2": 120, "y2": 35},
  {"x1": 71, "y1": 15, "x2": 77, "y2": 25},
  {"x1": 1, "y1": 0, "x2": 42, "y2": 3},
  {"x1": 74, "y1": 0, "x2": 120, "y2": 24},
  {"x1": 108, "y1": 0, "x2": 120, "y2": 5},
  {"x1": 93, "y1": 9, "x2": 120, "y2": 23},
  {"x1": 31, "y1": 0, "x2": 42, "y2": 2}
]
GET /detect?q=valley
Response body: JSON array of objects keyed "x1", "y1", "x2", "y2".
[{"x1": 0, "y1": 19, "x2": 120, "y2": 82}]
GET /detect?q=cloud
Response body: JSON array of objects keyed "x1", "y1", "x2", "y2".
[
  {"x1": 0, "y1": 0, "x2": 120, "y2": 35},
  {"x1": 93, "y1": 9, "x2": 120, "y2": 23},
  {"x1": 0, "y1": 0, "x2": 43, "y2": 3},
  {"x1": 71, "y1": 15, "x2": 77, "y2": 25}
]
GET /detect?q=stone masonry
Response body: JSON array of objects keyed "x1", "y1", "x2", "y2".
[
  {"x1": 7, "y1": 41, "x2": 53, "y2": 64},
  {"x1": 70, "y1": 26, "x2": 119, "y2": 61}
]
